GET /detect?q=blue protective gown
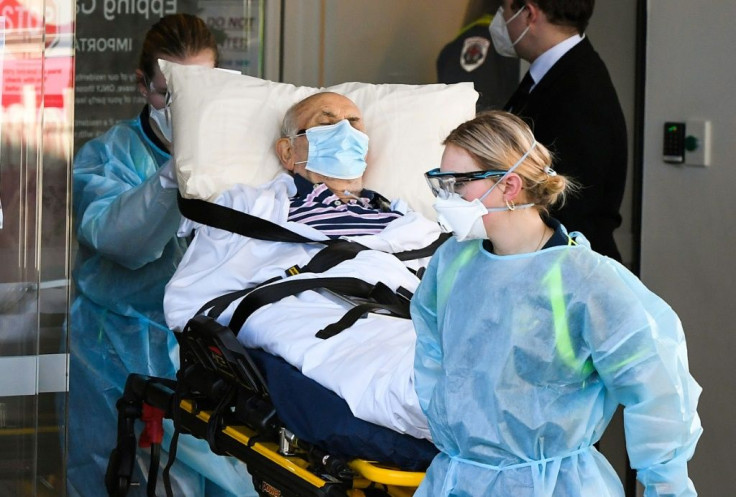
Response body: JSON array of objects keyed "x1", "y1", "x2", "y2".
[
  {"x1": 411, "y1": 232, "x2": 701, "y2": 497},
  {"x1": 69, "y1": 109, "x2": 257, "y2": 497}
]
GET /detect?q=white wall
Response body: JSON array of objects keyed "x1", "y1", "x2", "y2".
[{"x1": 642, "y1": 1, "x2": 736, "y2": 494}]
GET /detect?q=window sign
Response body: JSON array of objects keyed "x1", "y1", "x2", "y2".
[{"x1": 201, "y1": 0, "x2": 263, "y2": 74}]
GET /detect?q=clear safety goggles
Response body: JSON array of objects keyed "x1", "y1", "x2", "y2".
[
  {"x1": 424, "y1": 168, "x2": 507, "y2": 199},
  {"x1": 146, "y1": 79, "x2": 172, "y2": 107}
]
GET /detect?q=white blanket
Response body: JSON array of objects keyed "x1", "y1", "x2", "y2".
[{"x1": 164, "y1": 173, "x2": 442, "y2": 440}]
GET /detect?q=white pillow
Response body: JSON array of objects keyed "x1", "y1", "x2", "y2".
[{"x1": 160, "y1": 61, "x2": 478, "y2": 219}]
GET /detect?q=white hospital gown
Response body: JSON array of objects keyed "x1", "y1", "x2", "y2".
[{"x1": 165, "y1": 173, "x2": 443, "y2": 439}]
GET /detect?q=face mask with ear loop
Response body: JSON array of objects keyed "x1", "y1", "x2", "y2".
[
  {"x1": 432, "y1": 141, "x2": 538, "y2": 242},
  {"x1": 293, "y1": 119, "x2": 370, "y2": 180},
  {"x1": 489, "y1": 4, "x2": 530, "y2": 58},
  {"x1": 146, "y1": 79, "x2": 173, "y2": 142}
]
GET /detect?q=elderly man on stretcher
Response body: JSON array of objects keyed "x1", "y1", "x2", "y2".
[{"x1": 164, "y1": 91, "x2": 445, "y2": 442}]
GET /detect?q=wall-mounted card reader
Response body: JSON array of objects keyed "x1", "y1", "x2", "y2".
[{"x1": 663, "y1": 122, "x2": 686, "y2": 163}]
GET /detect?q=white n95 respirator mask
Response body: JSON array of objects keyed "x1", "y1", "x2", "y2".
[
  {"x1": 489, "y1": 5, "x2": 529, "y2": 58},
  {"x1": 431, "y1": 141, "x2": 538, "y2": 241},
  {"x1": 434, "y1": 194, "x2": 491, "y2": 242}
]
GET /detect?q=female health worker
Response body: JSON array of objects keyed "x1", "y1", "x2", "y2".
[
  {"x1": 411, "y1": 111, "x2": 701, "y2": 496},
  {"x1": 69, "y1": 14, "x2": 257, "y2": 497}
]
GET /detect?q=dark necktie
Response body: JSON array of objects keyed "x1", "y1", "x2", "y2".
[{"x1": 504, "y1": 71, "x2": 534, "y2": 113}]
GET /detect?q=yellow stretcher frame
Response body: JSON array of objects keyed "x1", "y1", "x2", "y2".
[
  {"x1": 107, "y1": 314, "x2": 429, "y2": 497},
  {"x1": 175, "y1": 398, "x2": 425, "y2": 497}
]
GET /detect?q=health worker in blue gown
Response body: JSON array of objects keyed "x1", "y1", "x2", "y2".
[
  {"x1": 69, "y1": 13, "x2": 257, "y2": 497},
  {"x1": 412, "y1": 111, "x2": 702, "y2": 497}
]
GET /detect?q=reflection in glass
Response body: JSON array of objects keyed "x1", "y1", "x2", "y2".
[{"x1": 1, "y1": 0, "x2": 74, "y2": 494}]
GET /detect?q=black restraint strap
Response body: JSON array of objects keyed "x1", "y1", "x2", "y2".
[
  {"x1": 392, "y1": 232, "x2": 451, "y2": 261},
  {"x1": 180, "y1": 193, "x2": 379, "y2": 280},
  {"x1": 180, "y1": 192, "x2": 448, "y2": 264},
  {"x1": 291, "y1": 233, "x2": 450, "y2": 275},
  {"x1": 291, "y1": 239, "x2": 369, "y2": 275},
  {"x1": 193, "y1": 235, "x2": 421, "y2": 327},
  {"x1": 192, "y1": 242, "x2": 373, "y2": 323},
  {"x1": 179, "y1": 193, "x2": 448, "y2": 339},
  {"x1": 228, "y1": 277, "x2": 410, "y2": 333},
  {"x1": 178, "y1": 193, "x2": 332, "y2": 244},
  {"x1": 205, "y1": 384, "x2": 236, "y2": 455},
  {"x1": 195, "y1": 288, "x2": 252, "y2": 318},
  {"x1": 315, "y1": 301, "x2": 410, "y2": 340}
]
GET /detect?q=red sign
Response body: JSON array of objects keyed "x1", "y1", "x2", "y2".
[{"x1": 2, "y1": 0, "x2": 75, "y2": 109}]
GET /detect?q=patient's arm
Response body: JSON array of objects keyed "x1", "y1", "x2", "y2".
[{"x1": 164, "y1": 175, "x2": 312, "y2": 330}]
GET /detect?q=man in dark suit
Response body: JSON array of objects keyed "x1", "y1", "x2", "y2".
[{"x1": 492, "y1": 0, "x2": 627, "y2": 261}]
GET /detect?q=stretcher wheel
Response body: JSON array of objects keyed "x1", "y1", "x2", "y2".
[{"x1": 105, "y1": 448, "x2": 132, "y2": 496}]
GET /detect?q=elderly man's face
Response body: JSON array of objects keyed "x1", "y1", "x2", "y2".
[
  {"x1": 296, "y1": 92, "x2": 366, "y2": 134},
  {"x1": 290, "y1": 92, "x2": 366, "y2": 198}
]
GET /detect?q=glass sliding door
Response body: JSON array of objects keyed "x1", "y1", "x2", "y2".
[{"x1": 0, "y1": 0, "x2": 75, "y2": 494}]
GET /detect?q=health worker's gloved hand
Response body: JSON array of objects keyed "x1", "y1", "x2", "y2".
[{"x1": 159, "y1": 158, "x2": 178, "y2": 189}]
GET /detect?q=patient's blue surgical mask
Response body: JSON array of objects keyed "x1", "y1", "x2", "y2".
[
  {"x1": 489, "y1": 5, "x2": 529, "y2": 58},
  {"x1": 294, "y1": 119, "x2": 369, "y2": 180},
  {"x1": 433, "y1": 141, "x2": 537, "y2": 241}
]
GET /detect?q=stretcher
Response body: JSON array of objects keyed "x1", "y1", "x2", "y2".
[{"x1": 105, "y1": 314, "x2": 435, "y2": 497}]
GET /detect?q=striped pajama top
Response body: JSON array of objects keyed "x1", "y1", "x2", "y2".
[{"x1": 288, "y1": 174, "x2": 403, "y2": 238}]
